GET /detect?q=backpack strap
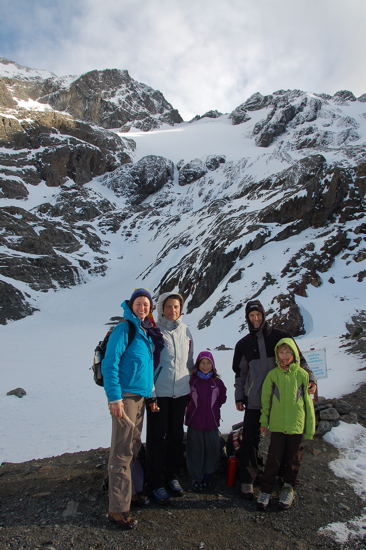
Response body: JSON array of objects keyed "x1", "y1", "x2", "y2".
[{"x1": 125, "y1": 319, "x2": 136, "y2": 348}]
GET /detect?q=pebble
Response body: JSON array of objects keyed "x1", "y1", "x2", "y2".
[
  {"x1": 62, "y1": 500, "x2": 79, "y2": 517},
  {"x1": 338, "y1": 503, "x2": 350, "y2": 510}
]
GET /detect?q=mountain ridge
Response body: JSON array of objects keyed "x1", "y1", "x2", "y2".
[{"x1": 0, "y1": 57, "x2": 365, "y2": 334}]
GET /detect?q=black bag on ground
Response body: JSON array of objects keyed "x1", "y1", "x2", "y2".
[
  {"x1": 225, "y1": 421, "x2": 244, "y2": 459},
  {"x1": 92, "y1": 316, "x2": 136, "y2": 387}
]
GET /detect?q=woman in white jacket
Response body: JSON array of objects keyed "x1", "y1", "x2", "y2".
[{"x1": 146, "y1": 292, "x2": 194, "y2": 504}]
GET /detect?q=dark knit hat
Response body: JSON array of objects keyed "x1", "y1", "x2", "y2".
[
  {"x1": 245, "y1": 300, "x2": 266, "y2": 330},
  {"x1": 129, "y1": 288, "x2": 153, "y2": 310}
]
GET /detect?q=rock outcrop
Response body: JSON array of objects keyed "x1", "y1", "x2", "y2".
[{"x1": 0, "y1": 57, "x2": 365, "y2": 327}]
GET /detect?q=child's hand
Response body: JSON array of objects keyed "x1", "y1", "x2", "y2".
[{"x1": 260, "y1": 426, "x2": 267, "y2": 438}]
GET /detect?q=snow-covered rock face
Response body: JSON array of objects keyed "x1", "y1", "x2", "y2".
[
  {"x1": 0, "y1": 57, "x2": 365, "y2": 330},
  {"x1": 0, "y1": 59, "x2": 183, "y2": 131},
  {"x1": 229, "y1": 89, "x2": 364, "y2": 149},
  {"x1": 38, "y1": 68, "x2": 183, "y2": 131},
  {"x1": 101, "y1": 155, "x2": 174, "y2": 204}
]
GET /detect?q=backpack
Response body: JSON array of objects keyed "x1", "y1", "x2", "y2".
[
  {"x1": 225, "y1": 421, "x2": 244, "y2": 458},
  {"x1": 92, "y1": 316, "x2": 136, "y2": 387}
]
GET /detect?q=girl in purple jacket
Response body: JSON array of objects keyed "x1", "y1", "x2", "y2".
[{"x1": 185, "y1": 351, "x2": 227, "y2": 491}]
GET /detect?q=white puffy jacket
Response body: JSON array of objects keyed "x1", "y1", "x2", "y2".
[{"x1": 153, "y1": 292, "x2": 194, "y2": 398}]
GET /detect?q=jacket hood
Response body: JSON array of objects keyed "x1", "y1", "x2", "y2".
[
  {"x1": 245, "y1": 300, "x2": 266, "y2": 331},
  {"x1": 193, "y1": 351, "x2": 216, "y2": 374},
  {"x1": 157, "y1": 292, "x2": 184, "y2": 324},
  {"x1": 274, "y1": 338, "x2": 300, "y2": 370},
  {"x1": 121, "y1": 300, "x2": 139, "y2": 323}
]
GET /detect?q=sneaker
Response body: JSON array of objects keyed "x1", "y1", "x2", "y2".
[
  {"x1": 278, "y1": 483, "x2": 295, "y2": 509},
  {"x1": 167, "y1": 479, "x2": 184, "y2": 496},
  {"x1": 192, "y1": 480, "x2": 203, "y2": 492},
  {"x1": 108, "y1": 511, "x2": 137, "y2": 530},
  {"x1": 256, "y1": 492, "x2": 271, "y2": 511},
  {"x1": 152, "y1": 487, "x2": 171, "y2": 505},
  {"x1": 241, "y1": 483, "x2": 254, "y2": 499},
  {"x1": 131, "y1": 492, "x2": 150, "y2": 507}
]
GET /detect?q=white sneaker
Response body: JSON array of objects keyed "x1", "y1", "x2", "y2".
[
  {"x1": 256, "y1": 491, "x2": 271, "y2": 510},
  {"x1": 241, "y1": 483, "x2": 254, "y2": 499},
  {"x1": 278, "y1": 483, "x2": 295, "y2": 509}
]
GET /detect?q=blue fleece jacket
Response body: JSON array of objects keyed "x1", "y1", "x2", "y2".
[{"x1": 101, "y1": 300, "x2": 154, "y2": 402}]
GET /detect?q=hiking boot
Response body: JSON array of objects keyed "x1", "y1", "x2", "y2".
[
  {"x1": 241, "y1": 483, "x2": 254, "y2": 499},
  {"x1": 167, "y1": 479, "x2": 184, "y2": 496},
  {"x1": 131, "y1": 492, "x2": 150, "y2": 507},
  {"x1": 278, "y1": 483, "x2": 295, "y2": 509},
  {"x1": 192, "y1": 480, "x2": 203, "y2": 492},
  {"x1": 108, "y1": 511, "x2": 137, "y2": 530},
  {"x1": 256, "y1": 492, "x2": 271, "y2": 511},
  {"x1": 202, "y1": 479, "x2": 212, "y2": 491},
  {"x1": 152, "y1": 487, "x2": 171, "y2": 505}
]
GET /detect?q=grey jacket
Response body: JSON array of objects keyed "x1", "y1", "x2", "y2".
[
  {"x1": 233, "y1": 325, "x2": 316, "y2": 410},
  {"x1": 153, "y1": 292, "x2": 194, "y2": 398}
]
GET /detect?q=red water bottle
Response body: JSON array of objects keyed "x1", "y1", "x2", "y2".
[{"x1": 226, "y1": 456, "x2": 238, "y2": 487}]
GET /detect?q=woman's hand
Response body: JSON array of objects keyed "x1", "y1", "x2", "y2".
[
  {"x1": 149, "y1": 401, "x2": 160, "y2": 413},
  {"x1": 109, "y1": 400, "x2": 124, "y2": 417}
]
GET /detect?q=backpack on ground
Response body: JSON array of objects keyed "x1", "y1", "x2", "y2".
[
  {"x1": 92, "y1": 316, "x2": 136, "y2": 387},
  {"x1": 225, "y1": 421, "x2": 244, "y2": 458}
]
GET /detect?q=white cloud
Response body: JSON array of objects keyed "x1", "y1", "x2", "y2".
[{"x1": 1, "y1": 0, "x2": 365, "y2": 120}]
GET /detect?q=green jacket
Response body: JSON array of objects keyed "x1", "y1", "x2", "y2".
[{"x1": 260, "y1": 338, "x2": 315, "y2": 439}]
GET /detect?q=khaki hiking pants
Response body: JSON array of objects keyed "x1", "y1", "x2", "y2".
[{"x1": 108, "y1": 394, "x2": 145, "y2": 513}]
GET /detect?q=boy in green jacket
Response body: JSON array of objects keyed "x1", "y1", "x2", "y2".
[{"x1": 256, "y1": 338, "x2": 315, "y2": 511}]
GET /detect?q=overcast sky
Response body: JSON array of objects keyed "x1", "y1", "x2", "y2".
[{"x1": 1, "y1": 0, "x2": 365, "y2": 120}]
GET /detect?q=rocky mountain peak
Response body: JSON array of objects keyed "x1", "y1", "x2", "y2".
[{"x1": 0, "y1": 58, "x2": 365, "y2": 333}]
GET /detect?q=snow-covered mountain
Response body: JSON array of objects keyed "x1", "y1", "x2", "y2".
[{"x1": 0, "y1": 57, "x2": 365, "y2": 338}]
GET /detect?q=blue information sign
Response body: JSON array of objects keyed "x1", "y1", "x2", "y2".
[{"x1": 302, "y1": 348, "x2": 327, "y2": 380}]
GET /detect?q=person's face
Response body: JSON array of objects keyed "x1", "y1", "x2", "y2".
[
  {"x1": 277, "y1": 347, "x2": 294, "y2": 370},
  {"x1": 163, "y1": 298, "x2": 181, "y2": 321},
  {"x1": 248, "y1": 310, "x2": 263, "y2": 329},
  {"x1": 198, "y1": 358, "x2": 213, "y2": 375},
  {"x1": 132, "y1": 297, "x2": 150, "y2": 321}
]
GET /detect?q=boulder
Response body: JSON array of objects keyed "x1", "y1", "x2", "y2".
[
  {"x1": 0, "y1": 280, "x2": 38, "y2": 325},
  {"x1": 319, "y1": 408, "x2": 340, "y2": 421},
  {"x1": 102, "y1": 155, "x2": 174, "y2": 204},
  {"x1": 178, "y1": 159, "x2": 207, "y2": 185}
]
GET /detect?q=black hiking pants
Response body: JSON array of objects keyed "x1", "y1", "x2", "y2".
[
  {"x1": 238, "y1": 408, "x2": 262, "y2": 485},
  {"x1": 146, "y1": 395, "x2": 188, "y2": 490}
]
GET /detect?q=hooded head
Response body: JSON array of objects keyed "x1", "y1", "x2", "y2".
[
  {"x1": 275, "y1": 338, "x2": 300, "y2": 370},
  {"x1": 157, "y1": 292, "x2": 184, "y2": 323},
  {"x1": 193, "y1": 351, "x2": 217, "y2": 376},
  {"x1": 245, "y1": 300, "x2": 266, "y2": 332}
]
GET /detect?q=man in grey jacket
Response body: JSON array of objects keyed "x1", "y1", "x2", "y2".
[{"x1": 146, "y1": 292, "x2": 194, "y2": 504}]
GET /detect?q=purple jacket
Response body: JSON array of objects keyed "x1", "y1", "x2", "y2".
[{"x1": 185, "y1": 351, "x2": 227, "y2": 431}]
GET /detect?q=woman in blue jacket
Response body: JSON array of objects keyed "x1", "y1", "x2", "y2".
[{"x1": 102, "y1": 288, "x2": 164, "y2": 530}]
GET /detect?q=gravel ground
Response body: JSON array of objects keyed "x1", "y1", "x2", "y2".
[{"x1": 1, "y1": 408, "x2": 366, "y2": 550}]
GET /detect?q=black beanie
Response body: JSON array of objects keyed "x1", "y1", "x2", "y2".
[
  {"x1": 129, "y1": 288, "x2": 153, "y2": 311},
  {"x1": 245, "y1": 300, "x2": 266, "y2": 330}
]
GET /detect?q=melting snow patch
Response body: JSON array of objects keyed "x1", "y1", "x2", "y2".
[{"x1": 319, "y1": 422, "x2": 366, "y2": 543}]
